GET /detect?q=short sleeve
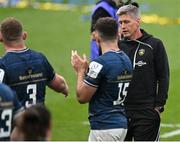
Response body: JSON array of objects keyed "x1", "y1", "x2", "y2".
[
  {"x1": 84, "y1": 60, "x2": 105, "y2": 88},
  {"x1": 41, "y1": 54, "x2": 55, "y2": 82}
]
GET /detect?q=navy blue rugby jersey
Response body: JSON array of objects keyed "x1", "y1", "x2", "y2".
[
  {"x1": 0, "y1": 48, "x2": 55, "y2": 108},
  {"x1": 0, "y1": 83, "x2": 22, "y2": 140},
  {"x1": 84, "y1": 50, "x2": 132, "y2": 130}
]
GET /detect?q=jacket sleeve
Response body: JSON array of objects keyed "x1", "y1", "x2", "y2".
[{"x1": 154, "y1": 39, "x2": 170, "y2": 107}]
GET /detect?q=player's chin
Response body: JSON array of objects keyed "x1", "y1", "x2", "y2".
[
  {"x1": 123, "y1": 34, "x2": 130, "y2": 38},
  {"x1": 122, "y1": 32, "x2": 130, "y2": 38}
]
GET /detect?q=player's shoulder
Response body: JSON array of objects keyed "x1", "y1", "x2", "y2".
[
  {"x1": 92, "y1": 54, "x2": 107, "y2": 66},
  {"x1": 90, "y1": 52, "x2": 115, "y2": 71},
  {"x1": 102, "y1": 51, "x2": 132, "y2": 68},
  {"x1": 118, "y1": 50, "x2": 131, "y2": 60},
  {"x1": 101, "y1": 50, "x2": 127, "y2": 60},
  {"x1": 28, "y1": 48, "x2": 44, "y2": 57},
  {"x1": 28, "y1": 49, "x2": 49, "y2": 62}
]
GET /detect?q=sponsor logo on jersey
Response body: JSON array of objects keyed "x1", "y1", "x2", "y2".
[
  {"x1": 135, "y1": 61, "x2": 147, "y2": 67},
  {"x1": 138, "y1": 49, "x2": 145, "y2": 56},
  {"x1": 87, "y1": 61, "x2": 103, "y2": 79},
  {"x1": 19, "y1": 72, "x2": 43, "y2": 81}
]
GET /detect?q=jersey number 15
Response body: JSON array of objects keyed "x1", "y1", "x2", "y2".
[{"x1": 113, "y1": 82, "x2": 129, "y2": 106}]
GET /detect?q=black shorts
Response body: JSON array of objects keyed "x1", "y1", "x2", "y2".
[{"x1": 125, "y1": 108, "x2": 161, "y2": 141}]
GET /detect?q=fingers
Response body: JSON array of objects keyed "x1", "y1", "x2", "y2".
[
  {"x1": 71, "y1": 50, "x2": 77, "y2": 58},
  {"x1": 71, "y1": 50, "x2": 88, "y2": 66},
  {"x1": 71, "y1": 50, "x2": 78, "y2": 65},
  {"x1": 83, "y1": 54, "x2": 87, "y2": 61}
]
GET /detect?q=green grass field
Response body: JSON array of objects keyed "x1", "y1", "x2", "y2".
[{"x1": 0, "y1": 0, "x2": 180, "y2": 140}]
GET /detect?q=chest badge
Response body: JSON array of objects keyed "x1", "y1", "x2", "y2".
[{"x1": 138, "y1": 49, "x2": 145, "y2": 56}]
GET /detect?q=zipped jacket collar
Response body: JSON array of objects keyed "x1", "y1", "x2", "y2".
[{"x1": 121, "y1": 29, "x2": 153, "y2": 69}]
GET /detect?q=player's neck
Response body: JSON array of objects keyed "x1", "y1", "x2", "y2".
[
  {"x1": 101, "y1": 41, "x2": 119, "y2": 54},
  {"x1": 4, "y1": 42, "x2": 26, "y2": 52}
]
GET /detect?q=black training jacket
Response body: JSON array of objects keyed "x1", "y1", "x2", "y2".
[{"x1": 119, "y1": 29, "x2": 170, "y2": 110}]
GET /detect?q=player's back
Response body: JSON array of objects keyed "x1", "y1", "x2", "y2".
[
  {"x1": 0, "y1": 48, "x2": 55, "y2": 108},
  {"x1": 86, "y1": 50, "x2": 132, "y2": 130},
  {"x1": 0, "y1": 83, "x2": 22, "y2": 140}
]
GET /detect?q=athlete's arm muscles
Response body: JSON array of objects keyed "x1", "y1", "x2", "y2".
[
  {"x1": 76, "y1": 71, "x2": 97, "y2": 104},
  {"x1": 48, "y1": 74, "x2": 69, "y2": 97},
  {"x1": 42, "y1": 54, "x2": 68, "y2": 96},
  {"x1": 71, "y1": 50, "x2": 98, "y2": 103}
]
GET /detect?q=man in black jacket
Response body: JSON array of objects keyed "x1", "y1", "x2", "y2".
[
  {"x1": 90, "y1": 0, "x2": 139, "y2": 61},
  {"x1": 117, "y1": 4, "x2": 169, "y2": 141}
]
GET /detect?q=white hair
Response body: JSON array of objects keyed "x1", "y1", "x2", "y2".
[{"x1": 116, "y1": 4, "x2": 140, "y2": 19}]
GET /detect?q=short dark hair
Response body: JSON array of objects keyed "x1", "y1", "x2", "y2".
[
  {"x1": 15, "y1": 105, "x2": 51, "y2": 141},
  {"x1": 0, "y1": 17, "x2": 23, "y2": 43},
  {"x1": 94, "y1": 17, "x2": 118, "y2": 41}
]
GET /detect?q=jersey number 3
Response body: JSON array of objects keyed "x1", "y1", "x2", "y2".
[
  {"x1": 113, "y1": 82, "x2": 129, "y2": 106},
  {"x1": 0, "y1": 109, "x2": 12, "y2": 138},
  {"x1": 25, "y1": 84, "x2": 37, "y2": 108}
]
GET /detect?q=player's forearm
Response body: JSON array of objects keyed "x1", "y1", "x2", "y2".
[
  {"x1": 76, "y1": 70, "x2": 87, "y2": 104},
  {"x1": 58, "y1": 76, "x2": 69, "y2": 96},
  {"x1": 48, "y1": 74, "x2": 69, "y2": 96}
]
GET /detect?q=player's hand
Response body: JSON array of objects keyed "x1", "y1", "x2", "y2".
[
  {"x1": 71, "y1": 50, "x2": 88, "y2": 73},
  {"x1": 154, "y1": 108, "x2": 161, "y2": 116},
  {"x1": 154, "y1": 106, "x2": 164, "y2": 115}
]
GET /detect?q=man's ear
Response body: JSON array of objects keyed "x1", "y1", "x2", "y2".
[
  {"x1": 22, "y1": 32, "x2": 28, "y2": 40},
  {"x1": 0, "y1": 32, "x2": 3, "y2": 42},
  {"x1": 94, "y1": 32, "x2": 100, "y2": 44},
  {"x1": 136, "y1": 18, "x2": 141, "y2": 26},
  {"x1": 91, "y1": 31, "x2": 96, "y2": 40}
]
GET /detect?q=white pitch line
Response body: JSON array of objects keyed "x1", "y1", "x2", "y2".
[
  {"x1": 160, "y1": 129, "x2": 180, "y2": 138},
  {"x1": 82, "y1": 122, "x2": 180, "y2": 138},
  {"x1": 161, "y1": 123, "x2": 180, "y2": 128},
  {"x1": 82, "y1": 121, "x2": 89, "y2": 125},
  {"x1": 82, "y1": 122, "x2": 180, "y2": 128}
]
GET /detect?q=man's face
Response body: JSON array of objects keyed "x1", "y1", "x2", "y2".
[{"x1": 118, "y1": 14, "x2": 140, "y2": 39}]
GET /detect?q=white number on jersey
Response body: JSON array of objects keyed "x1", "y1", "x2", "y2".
[
  {"x1": 113, "y1": 82, "x2": 129, "y2": 106},
  {"x1": 25, "y1": 84, "x2": 37, "y2": 108},
  {"x1": 0, "y1": 109, "x2": 13, "y2": 138},
  {"x1": 0, "y1": 69, "x2": 5, "y2": 83}
]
